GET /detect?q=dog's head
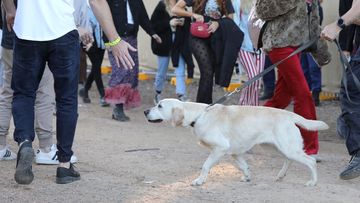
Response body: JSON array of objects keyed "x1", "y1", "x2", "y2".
[{"x1": 144, "y1": 98, "x2": 185, "y2": 126}]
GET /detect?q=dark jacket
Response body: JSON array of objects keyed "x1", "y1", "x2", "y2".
[
  {"x1": 338, "y1": 0, "x2": 360, "y2": 52},
  {"x1": 211, "y1": 18, "x2": 243, "y2": 87},
  {"x1": 105, "y1": 0, "x2": 155, "y2": 41},
  {"x1": 150, "y1": 1, "x2": 193, "y2": 67}
]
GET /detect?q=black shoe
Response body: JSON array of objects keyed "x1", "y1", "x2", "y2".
[
  {"x1": 56, "y1": 163, "x2": 81, "y2": 184},
  {"x1": 14, "y1": 141, "x2": 34, "y2": 185},
  {"x1": 259, "y1": 91, "x2": 274, "y2": 100},
  {"x1": 312, "y1": 91, "x2": 320, "y2": 107},
  {"x1": 339, "y1": 152, "x2": 360, "y2": 180},
  {"x1": 99, "y1": 97, "x2": 110, "y2": 107},
  {"x1": 79, "y1": 88, "x2": 91, "y2": 103},
  {"x1": 112, "y1": 105, "x2": 130, "y2": 122}
]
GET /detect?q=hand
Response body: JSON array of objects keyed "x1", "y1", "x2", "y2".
[
  {"x1": 207, "y1": 21, "x2": 219, "y2": 33},
  {"x1": 83, "y1": 43, "x2": 93, "y2": 52},
  {"x1": 354, "y1": 19, "x2": 360, "y2": 25},
  {"x1": 170, "y1": 18, "x2": 179, "y2": 27},
  {"x1": 152, "y1": 34, "x2": 162, "y2": 44},
  {"x1": 342, "y1": 51, "x2": 351, "y2": 58},
  {"x1": 78, "y1": 27, "x2": 94, "y2": 45},
  {"x1": 177, "y1": 18, "x2": 185, "y2": 26},
  {"x1": 110, "y1": 39, "x2": 137, "y2": 69},
  {"x1": 6, "y1": 11, "x2": 15, "y2": 32},
  {"x1": 321, "y1": 21, "x2": 342, "y2": 41},
  {"x1": 192, "y1": 13, "x2": 204, "y2": 23}
]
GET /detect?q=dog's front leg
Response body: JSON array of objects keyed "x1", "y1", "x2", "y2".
[
  {"x1": 232, "y1": 154, "x2": 251, "y2": 182},
  {"x1": 191, "y1": 148, "x2": 227, "y2": 186}
]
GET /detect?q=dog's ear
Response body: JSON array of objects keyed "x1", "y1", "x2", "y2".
[{"x1": 171, "y1": 107, "x2": 184, "y2": 127}]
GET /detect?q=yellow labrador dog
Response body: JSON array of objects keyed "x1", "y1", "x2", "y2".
[{"x1": 144, "y1": 99, "x2": 329, "y2": 186}]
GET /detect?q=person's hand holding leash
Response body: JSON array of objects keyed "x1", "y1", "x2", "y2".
[{"x1": 321, "y1": 21, "x2": 341, "y2": 41}]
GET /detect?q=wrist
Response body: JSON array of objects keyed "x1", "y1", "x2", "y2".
[
  {"x1": 337, "y1": 18, "x2": 346, "y2": 30},
  {"x1": 105, "y1": 36, "x2": 122, "y2": 47}
]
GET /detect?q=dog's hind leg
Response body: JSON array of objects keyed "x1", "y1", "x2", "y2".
[
  {"x1": 276, "y1": 159, "x2": 291, "y2": 181},
  {"x1": 277, "y1": 143, "x2": 317, "y2": 186},
  {"x1": 232, "y1": 154, "x2": 251, "y2": 182},
  {"x1": 274, "y1": 125, "x2": 317, "y2": 186},
  {"x1": 191, "y1": 147, "x2": 227, "y2": 186},
  {"x1": 287, "y1": 153, "x2": 317, "y2": 186}
]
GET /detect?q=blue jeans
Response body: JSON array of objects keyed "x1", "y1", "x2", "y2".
[
  {"x1": 301, "y1": 53, "x2": 322, "y2": 92},
  {"x1": 12, "y1": 30, "x2": 79, "y2": 162},
  {"x1": 262, "y1": 56, "x2": 275, "y2": 92},
  {"x1": 154, "y1": 55, "x2": 186, "y2": 96},
  {"x1": 338, "y1": 48, "x2": 360, "y2": 155}
]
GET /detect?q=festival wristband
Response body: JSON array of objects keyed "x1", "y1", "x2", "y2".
[{"x1": 105, "y1": 37, "x2": 122, "y2": 47}]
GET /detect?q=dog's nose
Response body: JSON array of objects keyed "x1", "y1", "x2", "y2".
[{"x1": 144, "y1": 109, "x2": 150, "y2": 116}]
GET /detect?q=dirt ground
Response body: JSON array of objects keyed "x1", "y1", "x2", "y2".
[{"x1": 1, "y1": 77, "x2": 360, "y2": 203}]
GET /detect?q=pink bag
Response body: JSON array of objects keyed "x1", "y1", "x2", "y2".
[
  {"x1": 190, "y1": 22, "x2": 210, "y2": 39},
  {"x1": 247, "y1": 6, "x2": 267, "y2": 50}
]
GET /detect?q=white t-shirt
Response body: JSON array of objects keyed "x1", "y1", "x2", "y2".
[{"x1": 14, "y1": 0, "x2": 77, "y2": 41}]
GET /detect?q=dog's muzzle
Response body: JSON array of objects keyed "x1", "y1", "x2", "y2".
[{"x1": 144, "y1": 109, "x2": 163, "y2": 123}]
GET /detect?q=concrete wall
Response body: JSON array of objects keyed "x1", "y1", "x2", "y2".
[{"x1": 136, "y1": 0, "x2": 342, "y2": 92}]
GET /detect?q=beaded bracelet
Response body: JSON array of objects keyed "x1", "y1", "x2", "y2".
[{"x1": 105, "y1": 36, "x2": 122, "y2": 47}]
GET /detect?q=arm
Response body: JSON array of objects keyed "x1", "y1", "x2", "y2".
[
  {"x1": 321, "y1": 0, "x2": 360, "y2": 41},
  {"x1": 73, "y1": 0, "x2": 93, "y2": 46},
  {"x1": 172, "y1": 0, "x2": 204, "y2": 22},
  {"x1": 138, "y1": 0, "x2": 162, "y2": 43},
  {"x1": 338, "y1": 0, "x2": 355, "y2": 55},
  {"x1": 255, "y1": 0, "x2": 298, "y2": 21},
  {"x1": 2, "y1": 0, "x2": 16, "y2": 31},
  {"x1": 343, "y1": 0, "x2": 360, "y2": 25},
  {"x1": 89, "y1": 0, "x2": 136, "y2": 69},
  {"x1": 150, "y1": 3, "x2": 171, "y2": 34}
]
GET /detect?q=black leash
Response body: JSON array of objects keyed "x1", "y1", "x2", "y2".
[
  {"x1": 334, "y1": 39, "x2": 360, "y2": 103},
  {"x1": 210, "y1": 38, "x2": 318, "y2": 107}
]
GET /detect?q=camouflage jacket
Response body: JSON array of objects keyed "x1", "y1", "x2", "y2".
[{"x1": 255, "y1": 0, "x2": 320, "y2": 51}]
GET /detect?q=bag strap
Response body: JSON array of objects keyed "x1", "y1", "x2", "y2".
[{"x1": 335, "y1": 39, "x2": 360, "y2": 104}]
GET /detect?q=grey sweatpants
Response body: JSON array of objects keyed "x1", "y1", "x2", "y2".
[{"x1": 0, "y1": 48, "x2": 55, "y2": 150}]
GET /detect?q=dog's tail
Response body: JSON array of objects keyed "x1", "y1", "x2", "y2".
[{"x1": 291, "y1": 113, "x2": 329, "y2": 131}]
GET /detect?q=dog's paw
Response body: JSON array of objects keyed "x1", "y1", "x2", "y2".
[
  {"x1": 240, "y1": 176, "x2": 251, "y2": 182},
  {"x1": 276, "y1": 175, "x2": 286, "y2": 182},
  {"x1": 191, "y1": 178, "x2": 205, "y2": 186},
  {"x1": 305, "y1": 180, "x2": 317, "y2": 187}
]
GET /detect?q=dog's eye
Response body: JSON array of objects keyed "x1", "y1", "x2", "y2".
[{"x1": 158, "y1": 104, "x2": 162, "y2": 108}]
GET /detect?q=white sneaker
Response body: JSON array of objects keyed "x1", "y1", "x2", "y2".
[
  {"x1": 0, "y1": 146, "x2": 17, "y2": 161},
  {"x1": 35, "y1": 144, "x2": 78, "y2": 165}
]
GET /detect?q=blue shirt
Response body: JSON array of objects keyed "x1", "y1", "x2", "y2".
[{"x1": 232, "y1": 0, "x2": 254, "y2": 53}]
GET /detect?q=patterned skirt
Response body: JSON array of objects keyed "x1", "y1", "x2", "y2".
[{"x1": 105, "y1": 36, "x2": 141, "y2": 109}]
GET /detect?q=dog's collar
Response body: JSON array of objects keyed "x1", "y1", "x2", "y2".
[{"x1": 190, "y1": 104, "x2": 212, "y2": 127}]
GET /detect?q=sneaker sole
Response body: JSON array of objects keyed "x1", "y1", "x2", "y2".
[
  {"x1": 14, "y1": 148, "x2": 35, "y2": 185},
  {"x1": 56, "y1": 176, "x2": 81, "y2": 184},
  {"x1": 35, "y1": 158, "x2": 59, "y2": 165},
  {"x1": 36, "y1": 157, "x2": 78, "y2": 165}
]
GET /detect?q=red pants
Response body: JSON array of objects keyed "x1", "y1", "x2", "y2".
[{"x1": 265, "y1": 47, "x2": 319, "y2": 155}]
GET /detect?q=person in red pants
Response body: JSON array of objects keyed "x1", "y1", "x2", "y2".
[
  {"x1": 265, "y1": 48, "x2": 318, "y2": 156},
  {"x1": 255, "y1": 0, "x2": 324, "y2": 161}
]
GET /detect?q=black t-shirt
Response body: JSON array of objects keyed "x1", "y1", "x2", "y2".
[{"x1": 185, "y1": 0, "x2": 234, "y2": 19}]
